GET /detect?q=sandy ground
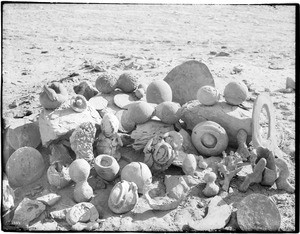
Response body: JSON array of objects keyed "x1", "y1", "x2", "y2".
[{"x1": 1, "y1": 3, "x2": 296, "y2": 232}]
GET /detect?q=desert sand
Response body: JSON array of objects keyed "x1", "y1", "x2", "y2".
[{"x1": 2, "y1": 3, "x2": 296, "y2": 232}]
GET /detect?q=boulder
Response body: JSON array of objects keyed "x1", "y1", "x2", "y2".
[
  {"x1": 164, "y1": 60, "x2": 215, "y2": 105},
  {"x1": 180, "y1": 100, "x2": 252, "y2": 147},
  {"x1": 237, "y1": 193, "x2": 281, "y2": 231},
  {"x1": 39, "y1": 101, "x2": 101, "y2": 146}
]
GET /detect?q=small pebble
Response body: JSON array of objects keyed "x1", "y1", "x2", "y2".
[{"x1": 216, "y1": 52, "x2": 230, "y2": 57}]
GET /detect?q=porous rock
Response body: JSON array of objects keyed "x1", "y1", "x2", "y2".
[
  {"x1": 237, "y1": 193, "x2": 281, "y2": 231},
  {"x1": 39, "y1": 101, "x2": 101, "y2": 146},
  {"x1": 164, "y1": 60, "x2": 215, "y2": 105},
  {"x1": 188, "y1": 196, "x2": 231, "y2": 231},
  {"x1": 180, "y1": 100, "x2": 252, "y2": 147},
  {"x1": 12, "y1": 198, "x2": 46, "y2": 228}
]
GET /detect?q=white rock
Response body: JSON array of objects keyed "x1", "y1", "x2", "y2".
[
  {"x1": 36, "y1": 193, "x2": 61, "y2": 206},
  {"x1": 39, "y1": 101, "x2": 101, "y2": 146},
  {"x1": 188, "y1": 196, "x2": 231, "y2": 231}
]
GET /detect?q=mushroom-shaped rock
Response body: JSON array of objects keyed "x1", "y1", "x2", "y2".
[
  {"x1": 74, "y1": 181, "x2": 94, "y2": 203},
  {"x1": 39, "y1": 82, "x2": 68, "y2": 109},
  {"x1": 224, "y1": 81, "x2": 248, "y2": 106},
  {"x1": 69, "y1": 159, "x2": 91, "y2": 183},
  {"x1": 71, "y1": 95, "x2": 88, "y2": 113},
  {"x1": 154, "y1": 101, "x2": 181, "y2": 124},
  {"x1": 203, "y1": 172, "x2": 219, "y2": 197},
  {"x1": 94, "y1": 154, "x2": 120, "y2": 181},
  {"x1": 146, "y1": 80, "x2": 172, "y2": 104},
  {"x1": 197, "y1": 85, "x2": 220, "y2": 106},
  {"x1": 7, "y1": 119, "x2": 41, "y2": 150},
  {"x1": 95, "y1": 73, "x2": 118, "y2": 94},
  {"x1": 164, "y1": 60, "x2": 215, "y2": 105},
  {"x1": 116, "y1": 73, "x2": 139, "y2": 93},
  {"x1": 101, "y1": 113, "x2": 120, "y2": 138},
  {"x1": 70, "y1": 122, "x2": 96, "y2": 162},
  {"x1": 108, "y1": 180, "x2": 139, "y2": 214},
  {"x1": 6, "y1": 147, "x2": 45, "y2": 187},
  {"x1": 69, "y1": 159, "x2": 93, "y2": 203},
  {"x1": 47, "y1": 161, "x2": 71, "y2": 189},
  {"x1": 127, "y1": 101, "x2": 155, "y2": 124},
  {"x1": 121, "y1": 162, "x2": 152, "y2": 194},
  {"x1": 191, "y1": 121, "x2": 228, "y2": 156}
]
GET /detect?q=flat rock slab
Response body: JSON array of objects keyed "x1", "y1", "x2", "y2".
[
  {"x1": 164, "y1": 60, "x2": 215, "y2": 105},
  {"x1": 39, "y1": 102, "x2": 102, "y2": 146},
  {"x1": 36, "y1": 193, "x2": 61, "y2": 206},
  {"x1": 88, "y1": 95, "x2": 108, "y2": 111},
  {"x1": 180, "y1": 100, "x2": 252, "y2": 146},
  {"x1": 113, "y1": 93, "x2": 138, "y2": 109},
  {"x1": 188, "y1": 195, "x2": 231, "y2": 231},
  {"x1": 237, "y1": 193, "x2": 281, "y2": 231},
  {"x1": 12, "y1": 198, "x2": 46, "y2": 228}
]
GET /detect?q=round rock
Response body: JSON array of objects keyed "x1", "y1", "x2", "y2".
[
  {"x1": 237, "y1": 193, "x2": 281, "y2": 231},
  {"x1": 164, "y1": 60, "x2": 215, "y2": 105},
  {"x1": 6, "y1": 147, "x2": 45, "y2": 187}
]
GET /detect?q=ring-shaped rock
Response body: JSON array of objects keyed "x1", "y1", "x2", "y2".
[
  {"x1": 252, "y1": 93, "x2": 276, "y2": 150},
  {"x1": 191, "y1": 121, "x2": 228, "y2": 156}
]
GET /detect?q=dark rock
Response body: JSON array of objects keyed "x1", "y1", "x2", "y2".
[
  {"x1": 164, "y1": 60, "x2": 215, "y2": 105},
  {"x1": 237, "y1": 193, "x2": 281, "y2": 231}
]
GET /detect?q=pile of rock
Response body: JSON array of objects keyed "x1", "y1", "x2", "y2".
[{"x1": 3, "y1": 61, "x2": 293, "y2": 232}]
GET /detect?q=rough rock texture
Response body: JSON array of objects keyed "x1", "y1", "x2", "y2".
[
  {"x1": 6, "y1": 147, "x2": 45, "y2": 187},
  {"x1": 73, "y1": 81, "x2": 98, "y2": 100},
  {"x1": 188, "y1": 196, "x2": 231, "y2": 231},
  {"x1": 164, "y1": 60, "x2": 215, "y2": 105},
  {"x1": 237, "y1": 193, "x2": 281, "y2": 231},
  {"x1": 39, "y1": 101, "x2": 101, "y2": 146},
  {"x1": 180, "y1": 100, "x2": 252, "y2": 146},
  {"x1": 12, "y1": 198, "x2": 46, "y2": 228}
]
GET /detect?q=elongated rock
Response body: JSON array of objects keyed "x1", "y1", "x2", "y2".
[
  {"x1": 180, "y1": 100, "x2": 252, "y2": 147},
  {"x1": 39, "y1": 101, "x2": 101, "y2": 146},
  {"x1": 188, "y1": 196, "x2": 231, "y2": 231},
  {"x1": 164, "y1": 60, "x2": 215, "y2": 105},
  {"x1": 237, "y1": 193, "x2": 281, "y2": 231}
]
